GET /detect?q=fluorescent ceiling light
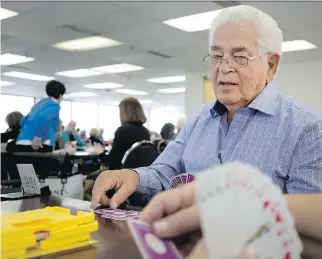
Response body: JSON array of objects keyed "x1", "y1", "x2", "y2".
[
  {"x1": 92, "y1": 63, "x2": 144, "y2": 74},
  {"x1": 0, "y1": 81, "x2": 15, "y2": 87},
  {"x1": 3, "y1": 71, "x2": 54, "y2": 81},
  {"x1": 157, "y1": 87, "x2": 186, "y2": 94},
  {"x1": 56, "y1": 69, "x2": 103, "y2": 78},
  {"x1": 146, "y1": 75, "x2": 186, "y2": 84},
  {"x1": 53, "y1": 36, "x2": 122, "y2": 52},
  {"x1": 0, "y1": 53, "x2": 34, "y2": 66},
  {"x1": 140, "y1": 100, "x2": 154, "y2": 104},
  {"x1": 84, "y1": 82, "x2": 124, "y2": 90},
  {"x1": 64, "y1": 92, "x2": 97, "y2": 98},
  {"x1": 163, "y1": 9, "x2": 222, "y2": 32},
  {"x1": 282, "y1": 40, "x2": 317, "y2": 52},
  {"x1": 114, "y1": 88, "x2": 149, "y2": 96},
  {"x1": 0, "y1": 8, "x2": 18, "y2": 20}
]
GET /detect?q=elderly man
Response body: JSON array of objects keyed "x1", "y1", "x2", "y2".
[{"x1": 91, "y1": 5, "x2": 322, "y2": 209}]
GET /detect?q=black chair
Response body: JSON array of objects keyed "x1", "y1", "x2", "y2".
[
  {"x1": 157, "y1": 139, "x2": 170, "y2": 153},
  {"x1": 2, "y1": 153, "x2": 75, "y2": 191},
  {"x1": 121, "y1": 141, "x2": 159, "y2": 169},
  {"x1": 1, "y1": 152, "x2": 9, "y2": 181}
]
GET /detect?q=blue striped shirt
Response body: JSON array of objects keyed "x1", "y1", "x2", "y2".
[{"x1": 136, "y1": 83, "x2": 322, "y2": 199}]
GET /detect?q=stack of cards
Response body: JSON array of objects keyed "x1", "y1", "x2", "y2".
[
  {"x1": 171, "y1": 173, "x2": 195, "y2": 188},
  {"x1": 197, "y1": 162, "x2": 303, "y2": 259},
  {"x1": 94, "y1": 208, "x2": 140, "y2": 221},
  {"x1": 128, "y1": 220, "x2": 182, "y2": 259}
]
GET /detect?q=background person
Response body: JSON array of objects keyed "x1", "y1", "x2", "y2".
[
  {"x1": 1, "y1": 111, "x2": 23, "y2": 152},
  {"x1": 15, "y1": 80, "x2": 66, "y2": 152},
  {"x1": 62, "y1": 121, "x2": 85, "y2": 148}
]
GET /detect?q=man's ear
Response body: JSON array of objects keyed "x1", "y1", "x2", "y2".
[{"x1": 266, "y1": 53, "x2": 280, "y2": 84}]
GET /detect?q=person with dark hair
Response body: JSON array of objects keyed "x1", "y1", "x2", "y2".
[
  {"x1": 15, "y1": 80, "x2": 66, "y2": 152},
  {"x1": 160, "y1": 123, "x2": 176, "y2": 140},
  {"x1": 1, "y1": 111, "x2": 24, "y2": 152},
  {"x1": 103, "y1": 97, "x2": 150, "y2": 170}
]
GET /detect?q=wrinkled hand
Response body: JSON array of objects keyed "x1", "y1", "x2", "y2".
[
  {"x1": 90, "y1": 169, "x2": 139, "y2": 209},
  {"x1": 187, "y1": 239, "x2": 258, "y2": 259},
  {"x1": 139, "y1": 183, "x2": 200, "y2": 238},
  {"x1": 31, "y1": 137, "x2": 43, "y2": 150}
]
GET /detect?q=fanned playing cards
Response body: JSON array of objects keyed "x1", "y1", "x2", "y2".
[
  {"x1": 171, "y1": 173, "x2": 195, "y2": 188},
  {"x1": 197, "y1": 162, "x2": 303, "y2": 259}
]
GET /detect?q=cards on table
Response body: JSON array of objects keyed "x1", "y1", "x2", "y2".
[
  {"x1": 197, "y1": 162, "x2": 303, "y2": 259},
  {"x1": 171, "y1": 173, "x2": 195, "y2": 188},
  {"x1": 128, "y1": 220, "x2": 182, "y2": 259},
  {"x1": 94, "y1": 208, "x2": 140, "y2": 220}
]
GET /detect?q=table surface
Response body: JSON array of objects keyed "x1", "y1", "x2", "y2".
[{"x1": 1, "y1": 195, "x2": 143, "y2": 259}]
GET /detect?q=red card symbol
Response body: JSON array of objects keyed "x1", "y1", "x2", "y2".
[
  {"x1": 263, "y1": 201, "x2": 270, "y2": 209},
  {"x1": 283, "y1": 240, "x2": 293, "y2": 247},
  {"x1": 284, "y1": 252, "x2": 291, "y2": 259},
  {"x1": 275, "y1": 213, "x2": 282, "y2": 223},
  {"x1": 277, "y1": 227, "x2": 287, "y2": 236}
]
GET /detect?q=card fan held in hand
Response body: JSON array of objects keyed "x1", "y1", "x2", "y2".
[{"x1": 197, "y1": 162, "x2": 303, "y2": 259}]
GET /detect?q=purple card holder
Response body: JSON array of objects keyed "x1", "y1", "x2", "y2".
[{"x1": 128, "y1": 220, "x2": 182, "y2": 259}]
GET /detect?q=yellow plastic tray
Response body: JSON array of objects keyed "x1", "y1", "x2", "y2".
[{"x1": 1, "y1": 206, "x2": 98, "y2": 259}]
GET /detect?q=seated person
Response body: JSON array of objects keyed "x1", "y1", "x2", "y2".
[
  {"x1": 79, "y1": 130, "x2": 88, "y2": 143},
  {"x1": 97, "y1": 128, "x2": 106, "y2": 146},
  {"x1": 101, "y1": 97, "x2": 150, "y2": 170},
  {"x1": 84, "y1": 98, "x2": 150, "y2": 200},
  {"x1": 91, "y1": 5, "x2": 322, "y2": 210},
  {"x1": 62, "y1": 121, "x2": 85, "y2": 148},
  {"x1": 15, "y1": 80, "x2": 66, "y2": 152},
  {"x1": 160, "y1": 123, "x2": 176, "y2": 140},
  {"x1": 88, "y1": 128, "x2": 105, "y2": 146},
  {"x1": 1, "y1": 111, "x2": 23, "y2": 152}
]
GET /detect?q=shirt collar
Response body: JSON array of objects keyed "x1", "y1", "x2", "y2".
[
  {"x1": 210, "y1": 82, "x2": 279, "y2": 118},
  {"x1": 50, "y1": 97, "x2": 58, "y2": 103}
]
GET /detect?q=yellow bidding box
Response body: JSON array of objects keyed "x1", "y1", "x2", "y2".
[{"x1": 1, "y1": 207, "x2": 98, "y2": 259}]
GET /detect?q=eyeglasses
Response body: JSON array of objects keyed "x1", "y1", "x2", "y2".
[{"x1": 203, "y1": 54, "x2": 259, "y2": 69}]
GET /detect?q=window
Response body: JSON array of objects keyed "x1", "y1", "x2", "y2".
[
  {"x1": 59, "y1": 101, "x2": 72, "y2": 127},
  {"x1": 0, "y1": 94, "x2": 35, "y2": 132},
  {"x1": 71, "y1": 102, "x2": 98, "y2": 134},
  {"x1": 149, "y1": 109, "x2": 185, "y2": 134},
  {"x1": 98, "y1": 105, "x2": 120, "y2": 140}
]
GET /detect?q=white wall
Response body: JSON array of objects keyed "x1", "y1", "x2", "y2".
[{"x1": 275, "y1": 61, "x2": 322, "y2": 112}]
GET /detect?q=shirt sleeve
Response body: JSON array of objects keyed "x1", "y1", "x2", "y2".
[
  {"x1": 135, "y1": 106, "x2": 205, "y2": 199},
  {"x1": 287, "y1": 120, "x2": 322, "y2": 193}
]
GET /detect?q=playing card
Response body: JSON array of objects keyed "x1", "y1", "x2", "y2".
[
  {"x1": 187, "y1": 173, "x2": 195, "y2": 183},
  {"x1": 180, "y1": 174, "x2": 188, "y2": 184},
  {"x1": 175, "y1": 175, "x2": 182, "y2": 185},
  {"x1": 94, "y1": 208, "x2": 140, "y2": 220},
  {"x1": 170, "y1": 177, "x2": 179, "y2": 188},
  {"x1": 127, "y1": 220, "x2": 182, "y2": 259},
  {"x1": 197, "y1": 162, "x2": 302, "y2": 259}
]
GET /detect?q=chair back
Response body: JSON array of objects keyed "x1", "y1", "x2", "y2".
[
  {"x1": 121, "y1": 141, "x2": 159, "y2": 169},
  {"x1": 8, "y1": 153, "x2": 68, "y2": 180},
  {"x1": 157, "y1": 139, "x2": 170, "y2": 153}
]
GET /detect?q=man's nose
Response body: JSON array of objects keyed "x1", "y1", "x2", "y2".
[{"x1": 218, "y1": 59, "x2": 234, "y2": 74}]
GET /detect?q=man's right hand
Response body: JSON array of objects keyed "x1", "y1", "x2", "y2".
[{"x1": 90, "y1": 169, "x2": 140, "y2": 209}]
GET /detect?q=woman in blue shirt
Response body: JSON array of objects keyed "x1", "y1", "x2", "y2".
[
  {"x1": 15, "y1": 80, "x2": 66, "y2": 152},
  {"x1": 61, "y1": 121, "x2": 85, "y2": 147}
]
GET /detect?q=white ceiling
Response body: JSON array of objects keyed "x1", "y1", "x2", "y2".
[{"x1": 1, "y1": 1, "x2": 322, "y2": 111}]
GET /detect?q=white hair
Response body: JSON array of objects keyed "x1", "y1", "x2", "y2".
[{"x1": 209, "y1": 5, "x2": 283, "y2": 58}]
